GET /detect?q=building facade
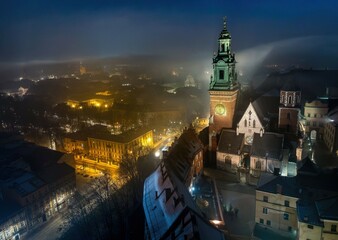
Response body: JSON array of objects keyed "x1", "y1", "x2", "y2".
[
  {"x1": 302, "y1": 100, "x2": 328, "y2": 139},
  {"x1": 63, "y1": 126, "x2": 154, "y2": 166},
  {"x1": 250, "y1": 132, "x2": 284, "y2": 177},
  {"x1": 254, "y1": 164, "x2": 338, "y2": 240},
  {"x1": 216, "y1": 129, "x2": 244, "y2": 172},
  {"x1": 237, "y1": 102, "x2": 264, "y2": 145}
]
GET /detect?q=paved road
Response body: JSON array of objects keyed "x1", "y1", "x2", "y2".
[
  {"x1": 22, "y1": 214, "x2": 67, "y2": 240},
  {"x1": 204, "y1": 167, "x2": 256, "y2": 238}
]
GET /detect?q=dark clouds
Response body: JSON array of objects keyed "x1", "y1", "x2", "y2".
[{"x1": 1, "y1": 0, "x2": 338, "y2": 63}]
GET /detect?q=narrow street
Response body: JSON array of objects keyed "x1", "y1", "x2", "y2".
[{"x1": 22, "y1": 214, "x2": 67, "y2": 240}]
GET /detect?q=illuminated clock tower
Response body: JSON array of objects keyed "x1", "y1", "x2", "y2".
[{"x1": 209, "y1": 17, "x2": 239, "y2": 147}]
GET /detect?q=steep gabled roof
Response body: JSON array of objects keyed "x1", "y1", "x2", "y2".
[
  {"x1": 164, "y1": 127, "x2": 203, "y2": 183},
  {"x1": 217, "y1": 129, "x2": 244, "y2": 154},
  {"x1": 143, "y1": 161, "x2": 226, "y2": 240},
  {"x1": 251, "y1": 132, "x2": 284, "y2": 160}
]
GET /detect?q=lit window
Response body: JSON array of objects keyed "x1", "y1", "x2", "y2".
[{"x1": 263, "y1": 208, "x2": 268, "y2": 214}]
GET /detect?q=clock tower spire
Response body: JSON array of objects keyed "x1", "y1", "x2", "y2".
[{"x1": 209, "y1": 17, "x2": 239, "y2": 147}]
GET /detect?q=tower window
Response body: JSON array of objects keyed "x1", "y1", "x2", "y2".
[
  {"x1": 219, "y1": 70, "x2": 224, "y2": 80},
  {"x1": 288, "y1": 95, "x2": 292, "y2": 105},
  {"x1": 221, "y1": 44, "x2": 225, "y2": 52}
]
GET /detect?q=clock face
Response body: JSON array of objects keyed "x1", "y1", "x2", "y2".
[{"x1": 215, "y1": 104, "x2": 226, "y2": 115}]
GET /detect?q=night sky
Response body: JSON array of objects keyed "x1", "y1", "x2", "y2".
[{"x1": 1, "y1": 0, "x2": 338, "y2": 65}]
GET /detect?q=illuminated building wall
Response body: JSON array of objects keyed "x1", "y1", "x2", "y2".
[
  {"x1": 237, "y1": 102, "x2": 264, "y2": 143},
  {"x1": 255, "y1": 190, "x2": 298, "y2": 232},
  {"x1": 87, "y1": 129, "x2": 153, "y2": 164},
  {"x1": 0, "y1": 208, "x2": 27, "y2": 240},
  {"x1": 63, "y1": 137, "x2": 87, "y2": 154},
  {"x1": 303, "y1": 100, "x2": 328, "y2": 136},
  {"x1": 323, "y1": 115, "x2": 338, "y2": 154},
  {"x1": 66, "y1": 98, "x2": 114, "y2": 110},
  {"x1": 249, "y1": 132, "x2": 284, "y2": 177},
  {"x1": 216, "y1": 129, "x2": 244, "y2": 172},
  {"x1": 0, "y1": 138, "x2": 76, "y2": 239}
]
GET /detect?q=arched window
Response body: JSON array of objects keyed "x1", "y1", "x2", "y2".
[{"x1": 288, "y1": 95, "x2": 292, "y2": 105}]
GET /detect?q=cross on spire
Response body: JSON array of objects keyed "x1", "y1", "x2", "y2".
[{"x1": 223, "y1": 16, "x2": 227, "y2": 30}]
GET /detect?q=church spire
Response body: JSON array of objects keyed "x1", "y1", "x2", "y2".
[
  {"x1": 223, "y1": 16, "x2": 227, "y2": 31},
  {"x1": 209, "y1": 17, "x2": 237, "y2": 91}
]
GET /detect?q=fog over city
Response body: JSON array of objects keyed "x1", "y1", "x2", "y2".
[{"x1": 1, "y1": 1, "x2": 338, "y2": 240}]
